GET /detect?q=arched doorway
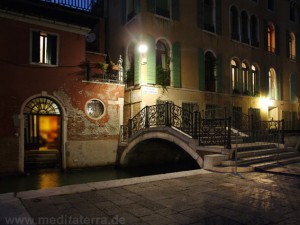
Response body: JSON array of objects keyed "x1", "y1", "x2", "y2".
[{"x1": 23, "y1": 97, "x2": 62, "y2": 171}]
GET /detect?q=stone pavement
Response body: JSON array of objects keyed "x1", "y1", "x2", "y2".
[{"x1": 0, "y1": 164, "x2": 300, "y2": 225}]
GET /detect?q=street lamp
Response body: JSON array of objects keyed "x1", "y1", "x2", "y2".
[{"x1": 138, "y1": 43, "x2": 148, "y2": 64}]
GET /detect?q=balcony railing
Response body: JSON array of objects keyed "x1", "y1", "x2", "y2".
[{"x1": 42, "y1": 0, "x2": 97, "y2": 11}]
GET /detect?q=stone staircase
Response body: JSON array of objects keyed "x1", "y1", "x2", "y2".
[
  {"x1": 207, "y1": 142, "x2": 300, "y2": 172},
  {"x1": 24, "y1": 150, "x2": 60, "y2": 170}
]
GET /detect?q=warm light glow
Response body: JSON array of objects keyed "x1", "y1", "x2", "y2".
[
  {"x1": 138, "y1": 44, "x2": 148, "y2": 53},
  {"x1": 259, "y1": 97, "x2": 271, "y2": 111}
]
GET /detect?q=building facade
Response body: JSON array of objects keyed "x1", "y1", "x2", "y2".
[
  {"x1": 0, "y1": 0, "x2": 125, "y2": 175},
  {"x1": 106, "y1": 0, "x2": 300, "y2": 130}
]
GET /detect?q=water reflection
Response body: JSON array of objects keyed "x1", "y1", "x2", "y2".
[{"x1": 38, "y1": 172, "x2": 60, "y2": 189}]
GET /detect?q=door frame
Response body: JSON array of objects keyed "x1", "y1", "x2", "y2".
[{"x1": 19, "y1": 93, "x2": 67, "y2": 173}]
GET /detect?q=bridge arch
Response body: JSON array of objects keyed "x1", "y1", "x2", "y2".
[{"x1": 119, "y1": 128, "x2": 203, "y2": 168}]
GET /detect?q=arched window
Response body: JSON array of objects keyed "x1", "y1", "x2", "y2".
[
  {"x1": 242, "y1": 62, "x2": 250, "y2": 95},
  {"x1": 241, "y1": 11, "x2": 249, "y2": 44},
  {"x1": 269, "y1": 68, "x2": 277, "y2": 99},
  {"x1": 156, "y1": 40, "x2": 170, "y2": 86},
  {"x1": 289, "y1": 32, "x2": 296, "y2": 60},
  {"x1": 251, "y1": 65, "x2": 259, "y2": 96},
  {"x1": 231, "y1": 59, "x2": 239, "y2": 93},
  {"x1": 205, "y1": 51, "x2": 216, "y2": 92},
  {"x1": 267, "y1": 24, "x2": 276, "y2": 53},
  {"x1": 204, "y1": 0, "x2": 215, "y2": 32},
  {"x1": 250, "y1": 15, "x2": 259, "y2": 47},
  {"x1": 230, "y1": 6, "x2": 239, "y2": 40}
]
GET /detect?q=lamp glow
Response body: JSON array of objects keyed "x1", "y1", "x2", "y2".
[{"x1": 138, "y1": 44, "x2": 148, "y2": 53}]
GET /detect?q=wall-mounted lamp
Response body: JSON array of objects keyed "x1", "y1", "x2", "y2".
[{"x1": 138, "y1": 43, "x2": 148, "y2": 65}]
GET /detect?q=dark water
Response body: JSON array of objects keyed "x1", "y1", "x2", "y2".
[{"x1": 0, "y1": 163, "x2": 199, "y2": 194}]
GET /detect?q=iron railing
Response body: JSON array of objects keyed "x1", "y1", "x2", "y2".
[{"x1": 42, "y1": 0, "x2": 97, "y2": 11}]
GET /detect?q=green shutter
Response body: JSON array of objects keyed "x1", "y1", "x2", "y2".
[
  {"x1": 172, "y1": 0, "x2": 180, "y2": 21},
  {"x1": 276, "y1": 71, "x2": 281, "y2": 100},
  {"x1": 216, "y1": 0, "x2": 222, "y2": 34},
  {"x1": 146, "y1": 36, "x2": 156, "y2": 84},
  {"x1": 290, "y1": 73, "x2": 297, "y2": 102},
  {"x1": 286, "y1": 30, "x2": 290, "y2": 59},
  {"x1": 121, "y1": 0, "x2": 126, "y2": 24},
  {"x1": 47, "y1": 34, "x2": 57, "y2": 65},
  {"x1": 275, "y1": 25, "x2": 280, "y2": 55},
  {"x1": 198, "y1": 48, "x2": 205, "y2": 91},
  {"x1": 172, "y1": 42, "x2": 181, "y2": 88},
  {"x1": 263, "y1": 20, "x2": 268, "y2": 51},
  {"x1": 134, "y1": 0, "x2": 141, "y2": 14},
  {"x1": 147, "y1": 0, "x2": 155, "y2": 13},
  {"x1": 32, "y1": 31, "x2": 40, "y2": 63},
  {"x1": 197, "y1": 0, "x2": 204, "y2": 29},
  {"x1": 296, "y1": 34, "x2": 300, "y2": 62},
  {"x1": 265, "y1": 69, "x2": 269, "y2": 97},
  {"x1": 216, "y1": 54, "x2": 222, "y2": 93},
  {"x1": 134, "y1": 46, "x2": 141, "y2": 85}
]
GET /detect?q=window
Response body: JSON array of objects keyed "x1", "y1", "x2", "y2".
[
  {"x1": 204, "y1": 0, "x2": 215, "y2": 32},
  {"x1": 267, "y1": 24, "x2": 276, "y2": 53},
  {"x1": 241, "y1": 11, "x2": 249, "y2": 44},
  {"x1": 267, "y1": 0, "x2": 274, "y2": 10},
  {"x1": 126, "y1": 43, "x2": 135, "y2": 86},
  {"x1": 156, "y1": 40, "x2": 170, "y2": 86},
  {"x1": 204, "y1": 51, "x2": 216, "y2": 92},
  {"x1": 250, "y1": 15, "x2": 259, "y2": 47},
  {"x1": 231, "y1": 59, "x2": 240, "y2": 94},
  {"x1": 155, "y1": 0, "x2": 171, "y2": 18},
  {"x1": 288, "y1": 32, "x2": 296, "y2": 60},
  {"x1": 269, "y1": 68, "x2": 277, "y2": 99},
  {"x1": 230, "y1": 6, "x2": 239, "y2": 40},
  {"x1": 289, "y1": 3, "x2": 297, "y2": 22},
  {"x1": 242, "y1": 62, "x2": 249, "y2": 95},
  {"x1": 251, "y1": 65, "x2": 259, "y2": 96},
  {"x1": 290, "y1": 73, "x2": 297, "y2": 102},
  {"x1": 85, "y1": 99, "x2": 105, "y2": 119},
  {"x1": 31, "y1": 31, "x2": 57, "y2": 65},
  {"x1": 126, "y1": 0, "x2": 135, "y2": 21}
]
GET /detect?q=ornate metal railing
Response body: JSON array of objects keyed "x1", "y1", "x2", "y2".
[
  {"x1": 199, "y1": 117, "x2": 231, "y2": 148},
  {"x1": 42, "y1": 0, "x2": 97, "y2": 11},
  {"x1": 119, "y1": 125, "x2": 128, "y2": 143}
]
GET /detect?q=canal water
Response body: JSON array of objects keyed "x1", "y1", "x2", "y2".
[{"x1": 0, "y1": 163, "x2": 199, "y2": 194}]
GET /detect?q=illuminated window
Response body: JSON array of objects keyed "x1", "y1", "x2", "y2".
[
  {"x1": 156, "y1": 40, "x2": 170, "y2": 86},
  {"x1": 267, "y1": 24, "x2": 276, "y2": 53},
  {"x1": 231, "y1": 59, "x2": 239, "y2": 93},
  {"x1": 242, "y1": 62, "x2": 249, "y2": 95},
  {"x1": 85, "y1": 99, "x2": 105, "y2": 119},
  {"x1": 251, "y1": 65, "x2": 259, "y2": 96},
  {"x1": 269, "y1": 68, "x2": 277, "y2": 99},
  {"x1": 32, "y1": 31, "x2": 57, "y2": 65},
  {"x1": 230, "y1": 6, "x2": 239, "y2": 40},
  {"x1": 241, "y1": 11, "x2": 249, "y2": 44},
  {"x1": 289, "y1": 32, "x2": 296, "y2": 60},
  {"x1": 204, "y1": 0, "x2": 215, "y2": 32}
]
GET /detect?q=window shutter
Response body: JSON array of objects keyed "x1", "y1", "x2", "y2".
[
  {"x1": 172, "y1": 42, "x2": 181, "y2": 88},
  {"x1": 276, "y1": 71, "x2": 281, "y2": 100},
  {"x1": 296, "y1": 34, "x2": 300, "y2": 62},
  {"x1": 134, "y1": 46, "x2": 141, "y2": 85},
  {"x1": 147, "y1": 36, "x2": 156, "y2": 84},
  {"x1": 147, "y1": 0, "x2": 155, "y2": 13},
  {"x1": 198, "y1": 48, "x2": 205, "y2": 91},
  {"x1": 197, "y1": 0, "x2": 204, "y2": 29},
  {"x1": 121, "y1": 0, "x2": 126, "y2": 24},
  {"x1": 263, "y1": 20, "x2": 268, "y2": 51},
  {"x1": 216, "y1": 54, "x2": 222, "y2": 93},
  {"x1": 47, "y1": 34, "x2": 57, "y2": 65},
  {"x1": 216, "y1": 0, "x2": 222, "y2": 34},
  {"x1": 172, "y1": 0, "x2": 180, "y2": 21},
  {"x1": 286, "y1": 30, "x2": 290, "y2": 59},
  {"x1": 265, "y1": 69, "x2": 269, "y2": 97},
  {"x1": 32, "y1": 31, "x2": 40, "y2": 63},
  {"x1": 275, "y1": 25, "x2": 280, "y2": 55},
  {"x1": 134, "y1": 0, "x2": 141, "y2": 14},
  {"x1": 290, "y1": 73, "x2": 297, "y2": 102}
]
